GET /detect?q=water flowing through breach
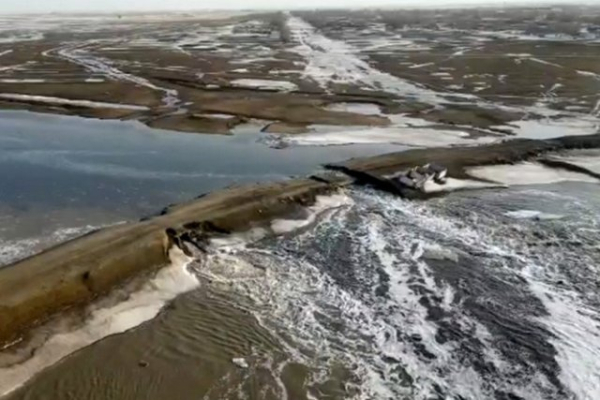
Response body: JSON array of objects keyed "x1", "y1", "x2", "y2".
[
  {"x1": 7, "y1": 184, "x2": 600, "y2": 400},
  {"x1": 198, "y1": 185, "x2": 600, "y2": 400}
]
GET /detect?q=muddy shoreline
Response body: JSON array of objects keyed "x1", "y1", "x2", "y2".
[
  {"x1": 3, "y1": 8, "x2": 598, "y2": 139},
  {"x1": 1, "y1": 133, "x2": 599, "y2": 349}
]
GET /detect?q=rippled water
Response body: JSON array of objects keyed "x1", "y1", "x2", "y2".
[{"x1": 8, "y1": 182, "x2": 600, "y2": 400}]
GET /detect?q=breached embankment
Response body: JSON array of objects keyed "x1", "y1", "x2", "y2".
[
  {"x1": 0, "y1": 178, "x2": 348, "y2": 348},
  {"x1": 1, "y1": 133, "x2": 599, "y2": 358},
  {"x1": 327, "y1": 133, "x2": 600, "y2": 198}
]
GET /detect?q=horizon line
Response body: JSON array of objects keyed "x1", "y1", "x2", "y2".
[{"x1": 0, "y1": 1, "x2": 597, "y2": 16}]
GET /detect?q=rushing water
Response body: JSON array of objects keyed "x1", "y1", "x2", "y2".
[{"x1": 7, "y1": 181, "x2": 600, "y2": 400}]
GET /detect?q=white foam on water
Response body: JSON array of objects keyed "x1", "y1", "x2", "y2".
[
  {"x1": 309, "y1": 187, "x2": 600, "y2": 400},
  {"x1": 0, "y1": 225, "x2": 106, "y2": 267},
  {"x1": 369, "y1": 190, "x2": 600, "y2": 399},
  {"x1": 593, "y1": 100, "x2": 600, "y2": 118},
  {"x1": 468, "y1": 162, "x2": 600, "y2": 186},
  {"x1": 197, "y1": 183, "x2": 600, "y2": 398},
  {"x1": 201, "y1": 190, "x2": 555, "y2": 399},
  {"x1": 209, "y1": 193, "x2": 352, "y2": 253},
  {"x1": 195, "y1": 248, "x2": 267, "y2": 286},
  {"x1": 270, "y1": 193, "x2": 353, "y2": 235},
  {"x1": 0, "y1": 50, "x2": 12, "y2": 57},
  {"x1": 0, "y1": 93, "x2": 148, "y2": 110},
  {"x1": 423, "y1": 177, "x2": 503, "y2": 193},
  {"x1": 363, "y1": 219, "x2": 484, "y2": 399},
  {"x1": 527, "y1": 281, "x2": 600, "y2": 400},
  {"x1": 0, "y1": 238, "x2": 38, "y2": 268},
  {"x1": 513, "y1": 193, "x2": 600, "y2": 397},
  {"x1": 376, "y1": 201, "x2": 544, "y2": 398},
  {"x1": 232, "y1": 250, "x2": 404, "y2": 397},
  {"x1": 504, "y1": 210, "x2": 564, "y2": 220},
  {"x1": 0, "y1": 246, "x2": 198, "y2": 397},
  {"x1": 408, "y1": 184, "x2": 600, "y2": 399}
]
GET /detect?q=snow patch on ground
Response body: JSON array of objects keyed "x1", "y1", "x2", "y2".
[
  {"x1": 0, "y1": 33, "x2": 44, "y2": 44},
  {"x1": 232, "y1": 358, "x2": 249, "y2": 368},
  {"x1": 230, "y1": 79, "x2": 298, "y2": 92},
  {"x1": 47, "y1": 42, "x2": 179, "y2": 107},
  {"x1": 0, "y1": 93, "x2": 148, "y2": 110},
  {"x1": 468, "y1": 162, "x2": 599, "y2": 186},
  {"x1": 576, "y1": 70, "x2": 600, "y2": 79},
  {"x1": 501, "y1": 117, "x2": 599, "y2": 140},
  {"x1": 324, "y1": 102, "x2": 382, "y2": 115},
  {"x1": 196, "y1": 113, "x2": 238, "y2": 120},
  {"x1": 0, "y1": 79, "x2": 46, "y2": 83},
  {"x1": 409, "y1": 62, "x2": 434, "y2": 69},
  {"x1": 546, "y1": 151, "x2": 600, "y2": 176},
  {"x1": 286, "y1": 16, "x2": 445, "y2": 104},
  {"x1": 280, "y1": 126, "x2": 488, "y2": 147}
]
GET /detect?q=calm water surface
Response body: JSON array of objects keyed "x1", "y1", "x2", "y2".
[{"x1": 0, "y1": 110, "x2": 405, "y2": 265}]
